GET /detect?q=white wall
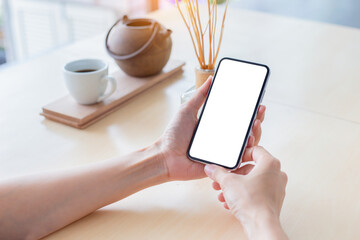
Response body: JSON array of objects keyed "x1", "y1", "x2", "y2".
[{"x1": 6, "y1": 0, "x2": 121, "y2": 62}]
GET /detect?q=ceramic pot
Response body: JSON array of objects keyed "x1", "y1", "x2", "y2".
[
  {"x1": 106, "y1": 16, "x2": 172, "y2": 77},
  {"x1": 195, "y1": 67, "x2": 215, "y2": 88}
]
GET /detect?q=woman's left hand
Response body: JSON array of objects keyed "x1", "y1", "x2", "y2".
[{"x1": 157, "y1": 76, "x2": 266, "y2": 181}]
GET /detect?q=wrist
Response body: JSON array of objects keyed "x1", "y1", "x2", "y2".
[
  {"x1": 136, "y1": 141, "x2": 169, "y2": 184},
  {"x1": 240, "y1": 210, "x2": 287, "y2": 240}
]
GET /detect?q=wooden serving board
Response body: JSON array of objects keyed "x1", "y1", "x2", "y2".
[{"x1": 41, "y1": 59, "x2": 185, "y2": 129}]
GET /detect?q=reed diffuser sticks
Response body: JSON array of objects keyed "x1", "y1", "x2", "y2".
[{"x1": 175, "y1": 0, "x2": 229, "y2": 70}]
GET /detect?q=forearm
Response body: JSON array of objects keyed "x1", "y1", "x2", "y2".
[{"x1": 0, "y1": 143, "x2": 167, "y2": 240}]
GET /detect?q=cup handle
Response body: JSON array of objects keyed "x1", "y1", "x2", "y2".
[{"x1": 97, "y1": 76, "x2": 117, "y2": 103}]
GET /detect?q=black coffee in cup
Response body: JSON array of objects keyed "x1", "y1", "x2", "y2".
[{"x1": 75, "y1": 69, "x2": 97, "y2": 73}]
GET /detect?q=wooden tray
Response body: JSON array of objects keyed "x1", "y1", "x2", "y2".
[{"x1": 41, "y1": 59, "x2": 185, "y2": 129}]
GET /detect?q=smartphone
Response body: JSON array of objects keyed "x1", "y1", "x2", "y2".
[{"x1": 187, "y1": 57, "x2": 270, "y2": 170}]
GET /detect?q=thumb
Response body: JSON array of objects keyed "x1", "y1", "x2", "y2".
[
  {"x1": 187, "y1": 76, "x2": 212, "y2": 113},
  {"x1": 204, "y1": 164, "x2": 228, "y2": 185}
]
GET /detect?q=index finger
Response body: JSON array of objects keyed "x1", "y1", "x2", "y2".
[{"x1": 242, "y1": 146, "x2": 280, "y2": 171}]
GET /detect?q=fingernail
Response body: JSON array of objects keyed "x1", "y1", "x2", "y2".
[{"x1": 204, "y1": 165, "x2": 214, "y2": 175}]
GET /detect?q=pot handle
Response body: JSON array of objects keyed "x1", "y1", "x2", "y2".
[{"x1": 105, "y1": 16, "x2": 159, "y2": 60}]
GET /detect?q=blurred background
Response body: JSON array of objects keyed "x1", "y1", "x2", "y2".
[{"x1": 0, "y1": 0, "x2": 358, "y2": 66}]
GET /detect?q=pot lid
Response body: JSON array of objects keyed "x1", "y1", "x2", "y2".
[{"x1": 106, "y1": 16, "x2": 158, "y2": 58}]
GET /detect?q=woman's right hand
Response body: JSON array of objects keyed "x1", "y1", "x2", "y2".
[{"x1": 204, "y1": 146, "x2": 288, "y2": 240}]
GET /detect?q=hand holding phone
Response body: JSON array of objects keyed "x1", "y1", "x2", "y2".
[{"x1": 187, "y1": 58, "x2": 270, "y2": 169}]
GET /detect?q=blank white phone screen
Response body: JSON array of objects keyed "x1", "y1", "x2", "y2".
[{"x1": 189, "y1": 59, "x2": 268, "y2": 168}]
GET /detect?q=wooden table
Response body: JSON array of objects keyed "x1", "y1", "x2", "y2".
[{"x1": 1, "y1": 6, "x2": 360, "y2": 240}]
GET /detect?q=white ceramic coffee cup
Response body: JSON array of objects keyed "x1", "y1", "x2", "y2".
[{"x1": 64, "y1": 59, "x2": 116, "y2": 105}]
